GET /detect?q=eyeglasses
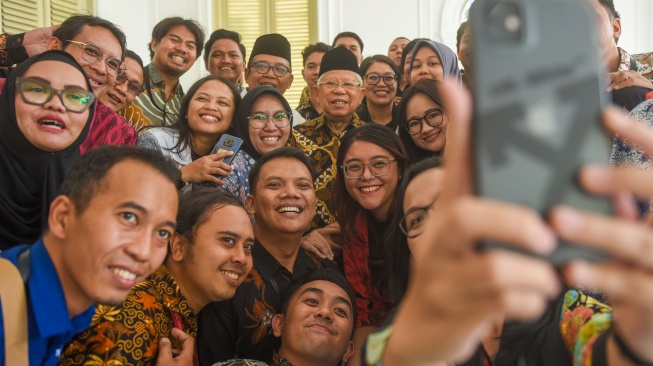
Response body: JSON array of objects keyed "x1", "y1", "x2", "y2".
[
  {"x1": 63, "y1": 40, "x2": 126, "y2": 77},
  {"x1": 364, "y1": 74, "x2": 398, "y2": 86},
  {"x1": 318, "y1": 80, "x2": 362, "y2": 91},
  {"x1": 399, "y1": 201, "x2": 436, "y2": 238},
  {"x1": 404, "y1": 108, "x2": 444, "y2": 135},
  {"x1": 115, "y1": 72, "x2": 144, "y2": 96},
  {"x1": 250, "y1": 61, "x2": 290, "y2": 77},
  {"x1": 247, "y1": 111, "x2": 292, "y2": 129},
  {"x1": 16, "y1": 77, "x2": 95, "y2": 113},
  {"x1": 341, "y1": 159, "x2": 396, "y2": 179}
]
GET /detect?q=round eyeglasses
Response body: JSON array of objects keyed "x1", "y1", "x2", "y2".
[
  {"x1": 63, "y1": 40, "x2": 126, "y2": 77},
  {"x1": 399, "y1": 201, "x2": 436, "y2": 238},
  {"x1": 115, "y1": 73, "x2": 144, "y2": 96},
  {"x1": 340, "y1": 159, "x2": 396, "y2": 179},
  {"x1": 364, "y1": 73, "x2": 398, "y2": 86},
  {"x1": 404, "y1": 108, "x2": 444, "y2": 135},
  {"x1": 250, "y1": 61, "x2": 290, "y2": 77},
  {"x1": 16, "y1": 77, "x2": 95, "y2": 113},
  {"x1": 247, "y1": 111, "x2": 292, "y2": 129},
  {"x1": 318, "y1": 80, "x2": 362, "y2": 91}
]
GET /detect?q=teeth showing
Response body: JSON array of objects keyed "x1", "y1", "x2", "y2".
[
  {"x1": 360, "y1": 186, "x2": 381, "y2": 192},
  {"x1": 201, "y1": 114, "x2": 219, "y2": 122},
  {"x1": 108, "y1": 93, "x2": 121, "y2": 103},
  {"x1": 277, "y1": 206, "x2": 300, "y2": 213},
  {"x1": 375, "y1": 91, "x2": 389, "y2": 96},
  {"x1": 220, "y1": 67, "x2": 233, "y2": 71},
  {"x1": 262, "y1": 137, "x2": 280, "y2": 142},
  {"x1": 424, "y1": 133, "x2": 439, "y2": 142},
  {"x1": 40, "y1": 120, "x2": 63, "y2": 129},
  {"x1": 221, "y1": 270, "x2": 240, "y2": 280},
  {"x1": 171, "y1": 55, "x2": 185, "y2": 63},
  {"x1": 89, "y1": 79, "x2": 100, "y2": 87},
  {"x1": 333, "y1": 101, "x2": 346, "y2": 104},
  {"x1": 112, "y1": 268, "x2": 136, "y2": 281}
]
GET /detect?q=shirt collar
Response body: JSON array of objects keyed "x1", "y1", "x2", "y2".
[
  {"x1": 146, "y1": 62, "x2": 185, "y2": 95},
  {"x1": 252, "y1": 240, "x2": 317, "y2": 281},
  {"x1": 311, "y1": 113, "x2": 364, "y2": 134}
]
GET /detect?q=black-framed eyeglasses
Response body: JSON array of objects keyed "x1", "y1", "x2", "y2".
[
  {"x1": 364, "y1": 73, "x2": 398, "y2": 86},
  {"x1": 63, "y1": 40, "x2": 126, "y2": 77},
  {"x1": 404, "y1": 108, "x2": 444, "y2": 135},
  {"x1": 250, "y1": 61, "x2": 290, "y2": 77},
  {"x1": 115, "y1": 72, "x2": 144, "y2": 96},
  {"x1": 318, "y1": 80, "x2": 362, "y2": 91},
  {"x1": 399, "y1": 200, "x2": 436, "y2": 238},
  {"x1": 341, "y1": 159, "x2": 396, "y2": 179},
  {"x1": 247, "y1": 111, "x2": 292, "y2": 129},
  {"x1": 16, "y1": 77, "x2": 95, "y2": 113}
]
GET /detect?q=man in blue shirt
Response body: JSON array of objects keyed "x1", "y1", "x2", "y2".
[{"x1": 0, "y1": 146, "x2": 183, "y2": 366}]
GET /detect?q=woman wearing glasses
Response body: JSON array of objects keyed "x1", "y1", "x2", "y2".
[
  {"x1": 357, "y1": 55, "x2": 401, "y2": 131},
  {"x1": 330, "y1": 123, "x2": 410, "y2": 366},
  {"x1": 0, "y1": 50, "x2": 95, "y2": 249},
  {"x1": 399, "y1": 79, "x2": 450, "y2": 162},
  {"x1": 137, "y1": 75, "x2": 240, "y2": 190},
  {"x1": 224, "y1": 85, "x2": 294, "y2": 205}
]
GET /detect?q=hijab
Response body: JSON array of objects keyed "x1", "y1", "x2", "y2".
[
  {"x1": 409, "y1": 40, "x2": 462, "y2": 82},
  {"x1": 0, "y1": 50, "x2": 94, "y2": 249},
  {"x1": 232, "y1": 85, "x2": 294, "y2": 161}
]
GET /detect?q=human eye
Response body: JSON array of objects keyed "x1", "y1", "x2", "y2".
[
  {"x1": 266, "y1": 181, "x2": 281, "y2": 189},
  {"x1": 427, "y1": 109, "x2": 442, "y2": 120},
  {"x1": 244, "y1": 242, "x2": 254, "y2": 251},
  {"x1": 84, "y1": 46, "x2": 101, "y2": 58},
  {"x1": 222, "y1": 237, "x2": 235, "y2": 246},
  {"x1": 407, "y1": 119, "x2": 421, "y2": 128},
  {"x1": 324, "y1": 80, "x2": 338, "y2": 88},
  {"x1": 274, "y1": 112, "x2": 288, "y2": 121},
  {"x1": 384, "y1": 75, "x2": 396, "y2": 83},
  {"x1": 120, "y1": 212, "x2": 138, "y2": 224},
  {"x1": 346, "y1": 163, "x2": 363, "y2": 172},
  {"x1": 251, "y1": 113, "x2": 267, "y2": 121},
  {"x1": 157, "y1": 229, "x2": 171, "y2": 241},
  {"x1": 196, "y1": 96, "x2": 208, "y2": 102},
  {"x1": 407, "y1": 211, "x2": 426, "y2": 230},
  {"x1": 274, "y1": 65, "x2": 288, "y2": 74},
  {"x1": 170, "y1": 37, "x2": 180, "y2": 43},
  {"x1": 428, "y1": 60, "x2": 441, "y2": 66},
  {"x1": 187, "y1": 42, "x2": 196, "y2": 50},
  {"x1": 106, "y1": 58, "x2": 121, "y2": 71},
  {"x1": 297, "y1": 181, "x2": 312, "y2": 189},
  {"x1": 334, "y1": 307, "x2": 349, "y2": 317},
  {"x1": 304, "y1": 297, "x2": 318, "y2": 306},
  {"x1": 64, "y1": 90, "x2": 90, "y2": 103},
  {"x1": 342, "y1": 82, "x2": 356, "y2": 89},
  {"x1": 128, "y1": 83, "x2": 141, "y2": 94},
  {"x1": 23, "y1": 81, "x2": 49, "y2": 95},
  {"x1": 371, "y1": 160, "x2": 389, "y2": 169},
  {"x1": 367, "y1": 74, "x2": 380, "y2": 83}
]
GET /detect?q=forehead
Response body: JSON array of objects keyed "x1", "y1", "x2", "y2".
[
  {"x1": 123, "y1": 58, "x2": 144, "y2": 82},
  {"x1": 321, "y1": 70, "x2": 359, "y2": 81},
  {"x1": 199, "y1": 204, "x2": 252, "y2": 236},
  {"x1": 23, "y1": 60, "x2": 86, "y2": 85},
  {"x1": 390, "y1": 38, "x2": 409, "y2": 48},
  {"x1": 293, "y1": 280, "x2": 351, "y2": 305},
  {"x1": 258, "y1": 157, "x2": 312, "y2": 181},
  {"x1": 335, "y1": 36, "x2": 360, "y2": 49},
  {"x1": 305, "y1": 51, "x2": 325, "y2": 65},
  {"x1": 72, "y1": 25, "x2": 121, "y2": 58},
  {"x1": 404, "y1": 168, "x2": 445, "y2": 210},
  {"x1": 345, "y1": 140, "x2": 392, "y2": 160},
  {"x1": 414, "y1": 46, "x2": 439, "y2": 60},
  {"x1": 251, "y1": 54, "x2": 290, "y2": 67},
  {"x1": 251, "y1": 93, "x2": 285, "y2": 111},
  {"x1": 365, "y1": 61, "x2": 394, "y2": 74},
  {"x1": 211, "y1": 38, "x2": 242, "y2": 54},
  {"x1": 94, "y1": 160, "x2": 175, "y2": 202},
  {"x1": 194, "y1": 79, "x2": 232, "y2": 98},
  {"x1": 164, "y1": 25, "x2": 197, "y2": 42}
]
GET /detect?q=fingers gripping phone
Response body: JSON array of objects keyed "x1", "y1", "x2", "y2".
[
  {"x1": 471, "y1": 0, "x2": 612, "y2": 265},
  {"x1": 211, "y1": 134, "x2": 243, "y2": 166}
]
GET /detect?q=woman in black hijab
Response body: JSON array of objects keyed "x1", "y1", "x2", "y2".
[
  {"x1": 223, "y1": 85, "x2": 294, "y2": 205},
  {"x1": 0, "y1": 50, "x2": 95, "y2": 249}
]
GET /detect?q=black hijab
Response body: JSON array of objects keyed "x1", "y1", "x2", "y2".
[
  {"x1": 0, "y1": 50, "x2": 94, "y2": 249},
  {"x1": 232, "y1": 85, "x2": 294, "y2": 161}
]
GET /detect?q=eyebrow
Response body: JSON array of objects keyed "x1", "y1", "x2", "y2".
[
  {"x1": 119, "y1": 202, "x2": 177, "y2": 229},
  {"x1": 216, "y1": 230, "x2": 241, "y2": 239},
  {"x1": 302, "y1": 287, "x2": 353, "y2": 311},
  {"x1": 344, "y1": 155, "x2": 391, "y2": 164},
  {"x1": 24, "y1": 76, "x2": 87, "y2": 90}
]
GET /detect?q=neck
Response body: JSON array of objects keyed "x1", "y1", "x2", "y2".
[
  {"x1": 191, "y1": 133, "x2": 220, "y2": 156},
  {"x1": 482, "y1": 315, "x2": 505, "y2": 362},
  {"x1": 325, "y1": 115, "x2": 353, "y2": 135},
  {"x1": 278, "y1": 349, "x2": 339, "y2": 366},
  {"x1": 608, "y1": 46, "x2": 621, "y2": 73},
  {"x1": 166, "y1": 260, "x2": 204, "y2": 313},
  {"x1": 153, "y1": 61, "x2": 181, "y2": 99},
  {"x1": 254, "y1": 226, "x2": 302, "y2": 272},
  {"x1": 366, "y1": 101, "x2": 393, "y2": 125},
  {"x1": 42, "y1": 234, "x2": 93, "y2": 318}
]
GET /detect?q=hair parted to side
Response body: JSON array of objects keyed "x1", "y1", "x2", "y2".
[
  {"x1": 248, "y1": 146, "x2": 317, "y2": 195},
  {"x1": 149, "y1": 17, "x2": 206, "y2": 60},
  {"x1": 203, "y1": 29, "x2": 247, "y2": 65},
  {"x1": 53, "y1": 14, "x2": 127, "y2": 58}
]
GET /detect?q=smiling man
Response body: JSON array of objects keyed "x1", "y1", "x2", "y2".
[
  {"x1": 197, "y1": 147, "x2": 338, "y2": 365},
  {"x1": 204, "y1": 29, "x2": 247, "y2": 96},
  {"x1": 60, "y1": 189, "x2": 255, "y2": 366},
  {"x1": 100, "y1": 50, "x2": 145, "y2": 113},
  {"x1": 121, "y1": 17, "x2": 205, "y2": 129}
]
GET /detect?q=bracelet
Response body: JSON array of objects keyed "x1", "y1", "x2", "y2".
[{"x1": 612, "y1": 327, "x2": 653, "y2": 366}]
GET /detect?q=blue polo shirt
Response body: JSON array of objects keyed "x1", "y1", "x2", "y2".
[{"x1": 0, "y1": 239, "x2": 95, "y2": 366}]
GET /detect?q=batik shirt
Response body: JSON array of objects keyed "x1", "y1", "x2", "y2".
[
  {"x1": 618, "y1": 47, "x2": 653, "y2": 82},
  {"x1": 197, "y1": 241, "x2": 337, "y2": 365},
  {"x1": 60, "y1": 265, "x2": 197, "y2": 366},
  {"x1": 290, "y1": 113, "x2": 365, "y2": 230},
  {"x1": 213, "y1": 354, "x2": 291, "y2": 366},
  {"x1": 120, "y1": 63, "x2": 184, "y2": 129},
  {"x1": 296, "y1": 85, "x2": 320, "y2": 121}
]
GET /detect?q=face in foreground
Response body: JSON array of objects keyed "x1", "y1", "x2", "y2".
[
  {"x1": 273, "y1": 280, "x2": 355, "y2": 365},
  {"x1": 15, "y1": 60, "x2": 91, "y2": 152},
  {"x1": 57, "y1": 159, "x2": 178, "y2": 308},
  {"x1": 405, "y1": 93, "x2": 449, "y2": 154},
  {"x1": 177, "y1": 204, "x2": 254, "y2": 308},
  {"x1": 404, "y1": 167, "x2": 446, "y2": 252},
  {"x1": 247, "y1": 157, "x2": 316, "y2": 236}
]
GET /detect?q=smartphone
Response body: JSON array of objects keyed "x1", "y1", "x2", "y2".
[
  {"x1": 470, "y1": 0, "x2": 612, "y2": 265},
  {"x1": 211, "y1": 134, "x2": 243, "y2": 166}
]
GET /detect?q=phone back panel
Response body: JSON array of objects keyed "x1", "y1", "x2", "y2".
[{"x1": 471, "y1": 0, "x2": 612, "y2": 216}]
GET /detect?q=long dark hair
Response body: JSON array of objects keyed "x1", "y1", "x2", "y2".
[
  {"x1": 166, "y1": 75, "x2": 241, "y2": 154},
  {"x1": 359, "y1": 55, "x2": 401, "y2": 111},
  {"x1": 398, "y1": 79, "x2": 445, "y2": 162},
  {"x1": 385, "y1": 157, "x2": 442, "y2": 303},
  {"x1": 332, "y1": 124, "x2": 411, "y2": 241}
]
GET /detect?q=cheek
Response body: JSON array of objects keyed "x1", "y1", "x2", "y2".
[{"x1": 67, "y1": 111, "x2": 89, "y2": 137}]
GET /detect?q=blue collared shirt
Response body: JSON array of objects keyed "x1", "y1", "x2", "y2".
[{"x1": 0, "y1": 239, "x2": 95, "y2": 366}]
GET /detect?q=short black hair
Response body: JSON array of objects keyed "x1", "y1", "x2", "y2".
[
  {"x1": 59, "y1": 146, "x2": 179, "y2": 214},
  {"x1": 125, "y1": 49, "x2": 144, "y2": 68},
  {"x1": 599, "y1": 0, "x2": 620, "y2": 19},
  {"x1": 203, "y1": 29, "x2": 246, "y2": 66},
  {"x1": 248, "y1": 147, "x2": 317, "y2": 195},
  {"x1": 149, "y1": 17, "x2": 205, "y2": 60},
  {"x1": 456, "y1": 22, "x2": 469, "y2": 53},
  {"x1": 280, "y1": 268, "x2": 357, "y2": 333},
  {"x1": 359, "y1": 54, "x2": 400, "y2": 78},
  {"x1": 175, "y1": 188, "x2": 246, "y2": 243},
  {"x1": 301, "y1": 42, "x2": 332, "y2": 66},
  {"x1": 332, "y1": 31, "x2": 364, "y2": 52},
  {"x1": 53, "y1": 14, "x2": 127, "y2": 59}
]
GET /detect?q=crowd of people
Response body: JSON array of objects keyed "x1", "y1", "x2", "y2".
[{"x1": 0, "y1": 0, "x2": 653, "y2": 365}]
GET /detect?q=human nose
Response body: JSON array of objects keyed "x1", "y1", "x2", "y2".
[
  {"x1": 360, "y1": 163, "x2": 375, "y2": 180},
  {"x1": 43, "y1": 92, "x2": 67, "y2": 113},
  {"x1": 124, "y1": 231, "x2": 153, "y2": 262},
  {"x1": 315, "y1": 304, "x2": 334, "y2": 321},
  {"x1": 231, "y1": 244, "x2": 247, "y2": 264},
  {"x1": 263, "y1": 118, "x2": 278, "y2": 131}
]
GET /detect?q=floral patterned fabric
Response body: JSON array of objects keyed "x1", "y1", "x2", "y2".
[
  {"x1": 59, "y1": 265, "x2": 197, "y2": 366},
  {"x1": 290, "y1": 113, "x2": 365, "y2": 230},
  {"x1": 222, "y1": 149, "x2": 256, "y2": 207}
]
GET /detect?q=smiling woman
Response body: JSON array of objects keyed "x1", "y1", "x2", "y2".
[
  {"x1": 137, "y1": 75, "x2": 241, "y2": 190},
  {"x1": 0, "y1": 50, "x2": 94, "y2": 249}
]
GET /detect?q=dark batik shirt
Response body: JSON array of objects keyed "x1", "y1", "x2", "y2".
[
  {"x1": 290, "y1": 113, "x2": 365, "y2": 230},
  {"x1": 197, "y1": 240, "x2": 337, "y2": 365}
]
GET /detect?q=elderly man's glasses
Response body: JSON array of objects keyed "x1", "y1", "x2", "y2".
[
  {"x1": 364, "y1": 74, "x2": 398, "y2": 86},
  {"x1": 250, "y1": 61, "x2": 290, "y2": 77},
  {"x1": 405, "y1": 108, "x2": 444, "y2": 135},
  {"x1": 318, "y1": 80, "x2": 362, "y2": 91},
  {"x1": 16, "y1": 77, "x2": 95, "y2": 113},
  {"x1": 115, "y1": 73, "x2": 144, "y2": 96},
  {"x1": 63, "y1": 40, "x2": 126, "y2": 77},
  {"x1": 247, "y1": 111, "x2": 292, "y2": 129},
  {"x1": 400, "y1": 201, "x2": 436, "y2": 238},
  {"x1": 341, "y1": 159, "x2": 396, "y2": 179}
]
